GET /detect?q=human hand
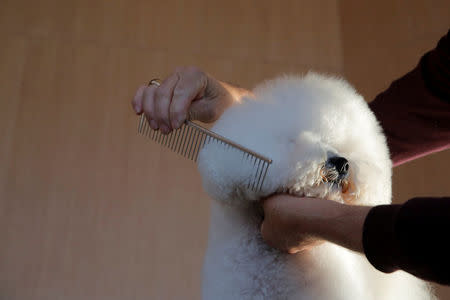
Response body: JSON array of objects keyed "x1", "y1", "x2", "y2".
[
  {"x1": 260, "y1": 195, "x2": 328, "y2": 254},
  {"x1": 131, "y1": 66, "x2": 244, "y2": 134},
  {"x1": 260, "y1": 194, "x2": 370, "y2": 254}
]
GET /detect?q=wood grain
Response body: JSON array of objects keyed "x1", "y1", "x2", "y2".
[{"x1": 1, "y1": 0, "x2": 448, "y2": 299}]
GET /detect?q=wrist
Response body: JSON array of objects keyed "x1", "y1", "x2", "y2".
[
  {"x1": 316, "y1": 201, "x2": 372, "y2": 253},
  {"x1": 219, "y1": 80, "x2": 253, "y2": 104}
]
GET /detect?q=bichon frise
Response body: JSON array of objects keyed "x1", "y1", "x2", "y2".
[{"x1": 197, "y1": 73, "x2": 434, "y2": 300}]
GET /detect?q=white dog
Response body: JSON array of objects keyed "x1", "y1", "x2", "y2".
[{"x1": 197, "y1": 73, "x2": 435, "y2": 300}]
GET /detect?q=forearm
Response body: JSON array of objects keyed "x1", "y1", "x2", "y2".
[
  {"x1": 309, "y1": 198, "x2": 450, "y2": 285},
  {"x1": 316, "y1": 202, "x2": 371, "y2": 253},
  {"x1": 261, "y1": 196, "x2": 371, "y2": 254}
]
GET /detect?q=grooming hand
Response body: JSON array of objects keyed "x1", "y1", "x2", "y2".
[
  {"x1": 261, "y1": 194, "x2": 371, "y2": 254},
  {"x1": 132, "y1": 67, "x2": 250, "y2": 134}
]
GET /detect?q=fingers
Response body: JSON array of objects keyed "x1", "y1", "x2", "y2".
[
  {"x1": 131, "y1": 66, "x2": 209, "y2": 134},
  {"x1": 188, "y1": 98, "x2": 216, "y2": 123},
  {"x1": 261, "y1": 218, "x2": 304, "y2": 254},
  {"x1": 132, "y1": 84, "x2": 159, "y2": 132},
  {"x1": 132, "y1": 85, "x2": 146, "y2": 114},
  {"x1": 169, "y1": 67, "x2": 207, "y2": 129},
  {"x1": 154, "y1": 73, "x2": 179, "y2": 134},
  {"x1": 142, "y1": 84, "x2": 158, "y2": 129}
]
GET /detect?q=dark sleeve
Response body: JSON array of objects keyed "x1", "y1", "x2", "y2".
[
  {"x1": 368, "y1": 29, "x2": 450, "y2": 167},
  {"x1": 363, "y1": 31, "x2": 450, "y2": 285},
  {"x1": 363, "y1": 197, "x2": 450, "y2": 285}
]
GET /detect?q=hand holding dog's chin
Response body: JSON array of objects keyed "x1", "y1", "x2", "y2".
[
  {"x1": 260, "y1": 195, "x2": 328, "y2": 254},
  {"x1": 260, "y1": 194, "x2": 372, "y2": 254}
]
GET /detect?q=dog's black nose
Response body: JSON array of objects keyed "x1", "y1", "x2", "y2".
[{"x1": 327, "y1": 157, "x2": 349, "y2": 176}]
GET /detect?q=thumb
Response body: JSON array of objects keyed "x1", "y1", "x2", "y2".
[{"x1": 188, "y1": 99, "x2": 218, "y2": 123}]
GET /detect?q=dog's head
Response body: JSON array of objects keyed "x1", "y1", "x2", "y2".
[{"x1": 197, "y1": 73, "x2": 391, "y2": 206}]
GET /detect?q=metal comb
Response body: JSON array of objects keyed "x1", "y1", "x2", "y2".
[{"x1": 137, "y1": 114, "x2": 272, "y2": 192}]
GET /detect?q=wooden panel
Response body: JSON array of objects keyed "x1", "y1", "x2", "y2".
[
  {"x1": 0, "y1": 36, "x2": 27, "y2": 197},
  {"x1": 2, "y1": 0, "x2": 448, "y2": 298},
  {"x1": 0, "y1": 1, "x2": 342, "y2": 299},
  {"x1": 340, "y1": 0, "x2": 450, "y2": 100}
]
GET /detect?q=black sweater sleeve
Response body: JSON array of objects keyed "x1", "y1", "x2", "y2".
[{"x1": 363, "y1": 197, "x2": 450, "y2": 285}]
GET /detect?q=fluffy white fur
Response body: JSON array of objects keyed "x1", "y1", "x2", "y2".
[{"x1": 197, "y1": 73, "x2": 435, "y2": 300}]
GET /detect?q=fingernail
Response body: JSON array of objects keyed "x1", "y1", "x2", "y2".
[
  {"x1": 150, "y1": 120, "x2": 158, "y2": 130},
  {"x1": 160, "y1": 124, "x2": 169, "y2": 134}
]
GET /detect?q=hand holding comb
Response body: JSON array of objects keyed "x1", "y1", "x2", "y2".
[{"x1": 137, "y1": 80, "x2": 272, "y2": 192}]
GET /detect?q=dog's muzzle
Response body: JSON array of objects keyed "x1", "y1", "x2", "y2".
[{"x1": 321, "y1": 156, "x2": 350, "y2": 193}]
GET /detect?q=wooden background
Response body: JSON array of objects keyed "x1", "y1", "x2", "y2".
[{"x1": 0, "y1": 0, "x2": 449, "y2": 299}]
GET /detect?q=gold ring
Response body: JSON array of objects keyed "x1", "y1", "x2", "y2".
[{"x1": 148, "y1": 79, "x2": 161, "y2": 87}]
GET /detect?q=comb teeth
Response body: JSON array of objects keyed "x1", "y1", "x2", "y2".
[{"x1": 138, "y1": 114, "x2": 272, "y2": 192}]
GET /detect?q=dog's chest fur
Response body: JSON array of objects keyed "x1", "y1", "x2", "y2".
[{"x1": 201, "y1": 202, "x2": 367, "y2": 300}]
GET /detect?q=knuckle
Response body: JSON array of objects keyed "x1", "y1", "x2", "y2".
[
  {"x1": 173, "y1": 104, "x2": 185, "y2": 115},
  {"x1": 172, "y1": 86, "x2": 187, "y2": 98},
  {"x1": 171, "y1": 107, "x2": 185, "y2": 120},
  {"x1": 143, "y1": 85, "x2": 155, "y2": 98},
  {"x1": 142, "y1": 102, "x2": 153, "y2": 116},
  {"x1": 154, "y1": 87, "x2": 169, "y2": 99},
  {"x1": 154, "y1": 105, "x2": 168, "y2": 123}
]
